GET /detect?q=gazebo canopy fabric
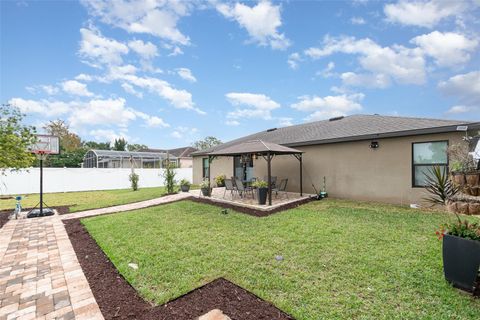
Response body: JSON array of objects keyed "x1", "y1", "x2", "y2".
[{"x1": 207, "y1": 140, "x2": 303, "y2": 156}]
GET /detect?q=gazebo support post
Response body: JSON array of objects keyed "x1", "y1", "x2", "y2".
[
  {"x1": 267, "y1": 152, "x2": 272, "y2": 206},
  {"x1": 293, "y1": 153, "x2": 303, "y2": 196},
  {"x1": 208, "y1": 155, "x2": 215, "y2": 196}
]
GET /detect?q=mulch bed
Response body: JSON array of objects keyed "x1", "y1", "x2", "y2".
[
  {"x1": 190, "y1": 196, "x2": 314, "y2": 217},
  {"x1": 0, "y1": 210, "x2": 10, "y2": 229},
  {"x1": 64, "y1": 218, "x2": 295, "y2": 320}
]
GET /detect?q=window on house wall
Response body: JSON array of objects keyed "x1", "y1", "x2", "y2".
[
  {"x1": 412, "y1": 141, "x2": 448, "y2": 187},
  {"x1": 202, "y1": 158, "x2": 209, "y2": 178}
]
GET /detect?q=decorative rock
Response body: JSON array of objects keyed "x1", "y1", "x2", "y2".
[
  {"x1": 128, "y1": 263, "x2": 139, "y2": 270},
  {"x1": 198, "y1": 309, "x2": 231, "y2": 320},
  {"x1": 275, "y1": 255, "x2": 284, "y2": 261},
  {"x1": 468, "y1": 203, "x2": 480, "y2": 215}
]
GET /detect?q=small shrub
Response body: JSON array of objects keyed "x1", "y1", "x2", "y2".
[
  {"x1": 200, "y1": 179, "x2": 210, "y2": 189},
  {"x1": 436, "y1": 218, "x2": 480, "y2": 242},
  {"x1": 180, "y1": 179, "x2": 190, "y2": 187},
  {"x1": 162, "y1": 163, "x2": 177, "y2": 194},
  {"x1": 252, "y1": 180, "x2": 268, "y2": 188},
  {"x1": 129, "y1": 172, "x2": 139, "y2": 191}
]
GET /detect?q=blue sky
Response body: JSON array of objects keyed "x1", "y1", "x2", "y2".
[{"x1": 1, "y1": 0, "x2": 479, "y2": 149}]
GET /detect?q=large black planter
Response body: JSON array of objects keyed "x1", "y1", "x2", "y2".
[
  {"x1": 257, "y1": 187, "x2": 268, "y2": 205},
  {"x1": 443, "y1": 234, "x2": 480, "y2": 293},
  {"x1": 180, "y1": 185, "x2": 190, "y2": 192},
  {"x1": 201, "y1": 187, "x2": 210, "y2": 197}
]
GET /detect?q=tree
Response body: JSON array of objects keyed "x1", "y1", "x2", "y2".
[
  {"x1": 193, "y1": 136, "x2": 222, "y2": 151},
  {"x1": 127, "y1": 143, "x2": 148, "y2": 152},
  {"x1": 84, "y1": 141, "x2": 111, "y2": 150},
  {"x1": 0, "y1": 104, "x2": 37, "y2": 173},
  {"x1": 113, "y1": 138, "x2": 128, "y2": 151},
  {"x1": 43, "y1": 120, "x2": 82, "y2": 152}
]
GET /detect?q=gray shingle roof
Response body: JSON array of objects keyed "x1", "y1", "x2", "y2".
[
  {"x1": 192, "y1": 114, "x2": 478, "y2": 156},
  {"x1": 208, "y1": 140, "x2": 302, "y2": 156}
]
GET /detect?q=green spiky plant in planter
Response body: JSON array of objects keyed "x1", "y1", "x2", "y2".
[
  {"x1": 426, "y1": 165, "x2": 480, "y2": 294},
  {"x1": 200, "y1": 179, "x2": 211, "y2": 197},
  {"x1": 180, "y1": 179, "x2": 191, "y2": 192},
  {"x1": 214, "y1": 174, "x2": 226, "y2": 187},
  {"x1": 252, "y1": 180, "x2": 268, "y2": 205}
]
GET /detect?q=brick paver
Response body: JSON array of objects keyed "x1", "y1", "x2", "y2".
[{"x1": 1, "y1": 192, "x2": 192, "y2": 319}]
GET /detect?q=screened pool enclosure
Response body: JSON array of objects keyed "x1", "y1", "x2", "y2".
[{"x1": 82, "y1": 150, "x2": 178, "y2": 169}]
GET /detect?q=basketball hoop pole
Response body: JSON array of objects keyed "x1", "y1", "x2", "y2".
[{"x1": 40, "y1": 155, "x2": 43, "y2": 215}]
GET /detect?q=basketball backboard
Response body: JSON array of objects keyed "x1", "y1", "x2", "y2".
[{"x1": 30, "y1": 135, "x2": 60, "y2": 155}]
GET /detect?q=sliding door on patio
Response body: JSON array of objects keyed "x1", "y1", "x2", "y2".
[{"x1": 234, "y1": 156, "x2": 254, "y2": 181}]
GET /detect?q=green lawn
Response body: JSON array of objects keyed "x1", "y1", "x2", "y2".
[
  {"x1": 82, "y1": 200, "x2": 480, "y2": 319},
  {"x1": 0, "y1": 187, "x2": 169, "y2": 212}
]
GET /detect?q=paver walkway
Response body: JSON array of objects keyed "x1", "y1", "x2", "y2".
[{"x1": 1, "y1": 193, "x2": 191, "y2": 319}]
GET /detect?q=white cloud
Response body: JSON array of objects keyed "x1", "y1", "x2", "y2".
[
  {"x1": 176, "y1": 68, "x2": 197, "y2": 82},
  {"x1": 226, "y1": 92, "x2": 280, "y2": 121},
  {"x1": 446, "y1": 105, "x2": 472, "y2": 114},
  {"x1": 128, "y1": 39, "x2": 158, "y2": 60},
  {"x1": 217, "y1": 1, "x2": 290, "y2": 50},
  {"x1": 317, "y1": 61, "x2": 336, "y2": 78},
  {"x1": 133, "y1": 110, "x2": 169, "y2": 128},
  {"x1": 62, "y1": 80, "x2": 94, "y2": 97},
  {"x1": 25, "y1": 85, "x2": 59, "y2": 95},
  {"x1": 304, "y1": 36, "x2": 426, "y2": 85},
  {"x1": 81, "y1": 0, "x2": 192, "y2": 45},
  {"x1": 384, "y1": 0, "x2": 468, "y2": 28},
  {"x1": 351, "y1": 17, "x2": 366, "y2": 25},
  {"x1": 411, "y1": 31, "x2": 478, "y2": 67},
  {"x1": 226, "y1": 120, "x2": 240, "y2": 126},
  {"x1": 121, "y1": 83, "x2": 143, "y2": 98},
  {"x1": 8, "y1": 98, "x2": 71, "y2": 116},
  {"x1": 278, "y1": 117, "x2": 293, "y2": 127},
  {"x1": 168, "y1": 46, "x2": 184, "y2": 56},
  {"x1": 287, "y1": 52, "x2": 301, "y2": 69},
  {"x1": 89, "y1": 129, "x2": 131, "y2": 143},
  {"x1": 438, "y1": 70, "x2": 480, "y2": 105},
  {"x1": 75, "y1": 74, "x2": 93, "y2": 82},
  {"x1": 79, "y1": 27, "x2": 129, "y2": 67},
  {"x1": 340, "y1": 72, "x2": 391, "y2": 88},
  {"x1": 291, "y1": 93, "x2": 364, "y2": 121},
  {"x1": 170, "y1": 126, "x2": 198, "y2": 139},
  {"x1": 68, "y1": 98, "x2": 136, "y2": 129}
]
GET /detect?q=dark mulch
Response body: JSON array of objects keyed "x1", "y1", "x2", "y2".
[
  {"x1": 190, "y1": 196, "x2": 315, "y2": 217},
  {"x1": 0, "y1": 210, "x2": 10, "y2": 229},
  {"x1": 64, "y1": 218, "x2": 294, "y2": 320}
]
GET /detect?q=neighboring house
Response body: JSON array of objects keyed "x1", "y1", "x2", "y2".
[
  {"x1": 82, "y1": 150, "x2": 178, "y2": 168},
  {"x1": 191, "y1": 114, "x2": 480, "y2": 205},
  {"x1": 141, "y1": 146, "x2": 197, "y2": 168}
]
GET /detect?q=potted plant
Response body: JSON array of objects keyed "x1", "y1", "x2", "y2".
[
  {"x1": 200, "y1": 179, "x2": 211, "y2": 197},
  {"x1": 252, "y1": 180, "x2": 268, "y2": 205},
  {"x1": 180, "y1": 179, "x2": 191, "y2": 192},
  {"x1": 215, "y1": 174, "x2": 226, "y2": 187},
  {"x1": 436, "y1": 216, "x2": 480, "y2": 293}
]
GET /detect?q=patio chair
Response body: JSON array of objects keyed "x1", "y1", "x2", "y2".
[
  {"x1": 264, "y1": 176, "x2": 277, "y2": 188},
  {"x1": 272, "y1": 178, "x2": 288, "y2": 199},
  {"x1": 235, "y1": 177, "x2": 254, "y2": 199},
  {"x1": 223, "y1": 179, "x2": 237, "y2": 199}
]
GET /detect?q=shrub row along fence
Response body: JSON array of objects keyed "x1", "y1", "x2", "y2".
[{"x1": 0, "y1": 168, "x2": 193, "y2": 195}]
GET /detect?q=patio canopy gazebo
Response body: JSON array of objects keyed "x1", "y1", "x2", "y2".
[{"x1": 207, "y1": 140, "x2": 304, "y2": 205}]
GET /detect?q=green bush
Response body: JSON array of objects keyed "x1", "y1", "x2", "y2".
[
  {"x1": 214, "y1": 174, "x2": 226, "y2": 187},
  {"x1": 252, "y1": 180, "x2": 268, "y2": 188},
  {"x1": 162, "y1": 164, "x2": 177, "y2": 194},
  {"x1": 423, "y1": 165, "x2": 458, "y2": 206},
  {"x1": 180, "y1": 179, "x2": 190, "y2": 187},
  {"x1": 129, "y1": 172, "x2": 139, "y2": 191},
  {"x1": 200, "y1": 179, "x2": 210, "y2": 189}
]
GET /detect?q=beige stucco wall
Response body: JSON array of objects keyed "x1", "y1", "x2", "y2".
[
  {"x1": 193, "y1": 132, "x2": 464, "y2": 204},
  {"x1": 192, "y1": 156, "x2": 233, "y2": 184}
]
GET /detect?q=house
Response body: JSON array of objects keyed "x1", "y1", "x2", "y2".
[
  {"x1": 141, "y1": 146, "x2": 197, "y2": 168},
  {"x1": 191, "y1": 114, "x2": 480, "y2": 205}
]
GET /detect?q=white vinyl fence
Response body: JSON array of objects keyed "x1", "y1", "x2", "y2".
[{"x1": 0, "y1": 168, "x2": 192, "y2": 195}]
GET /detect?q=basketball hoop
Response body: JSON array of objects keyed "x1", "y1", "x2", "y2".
[{"x1": 27, "y1": 135, "x2": 60, "y2": 218}]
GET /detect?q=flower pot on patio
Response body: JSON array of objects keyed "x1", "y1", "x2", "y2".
[
  {"x1": 442, "y1": 234, "x2": 480, "y2": 293},
  {"x1": 201, "y1": 187, "x2": 211, "y2": 197},
  {"x1": 181, "y1": 185, "x2": 190, "y2": 192},
  {"x1": 257, "y1": 187, "x2": 268, "y2": 205}
]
